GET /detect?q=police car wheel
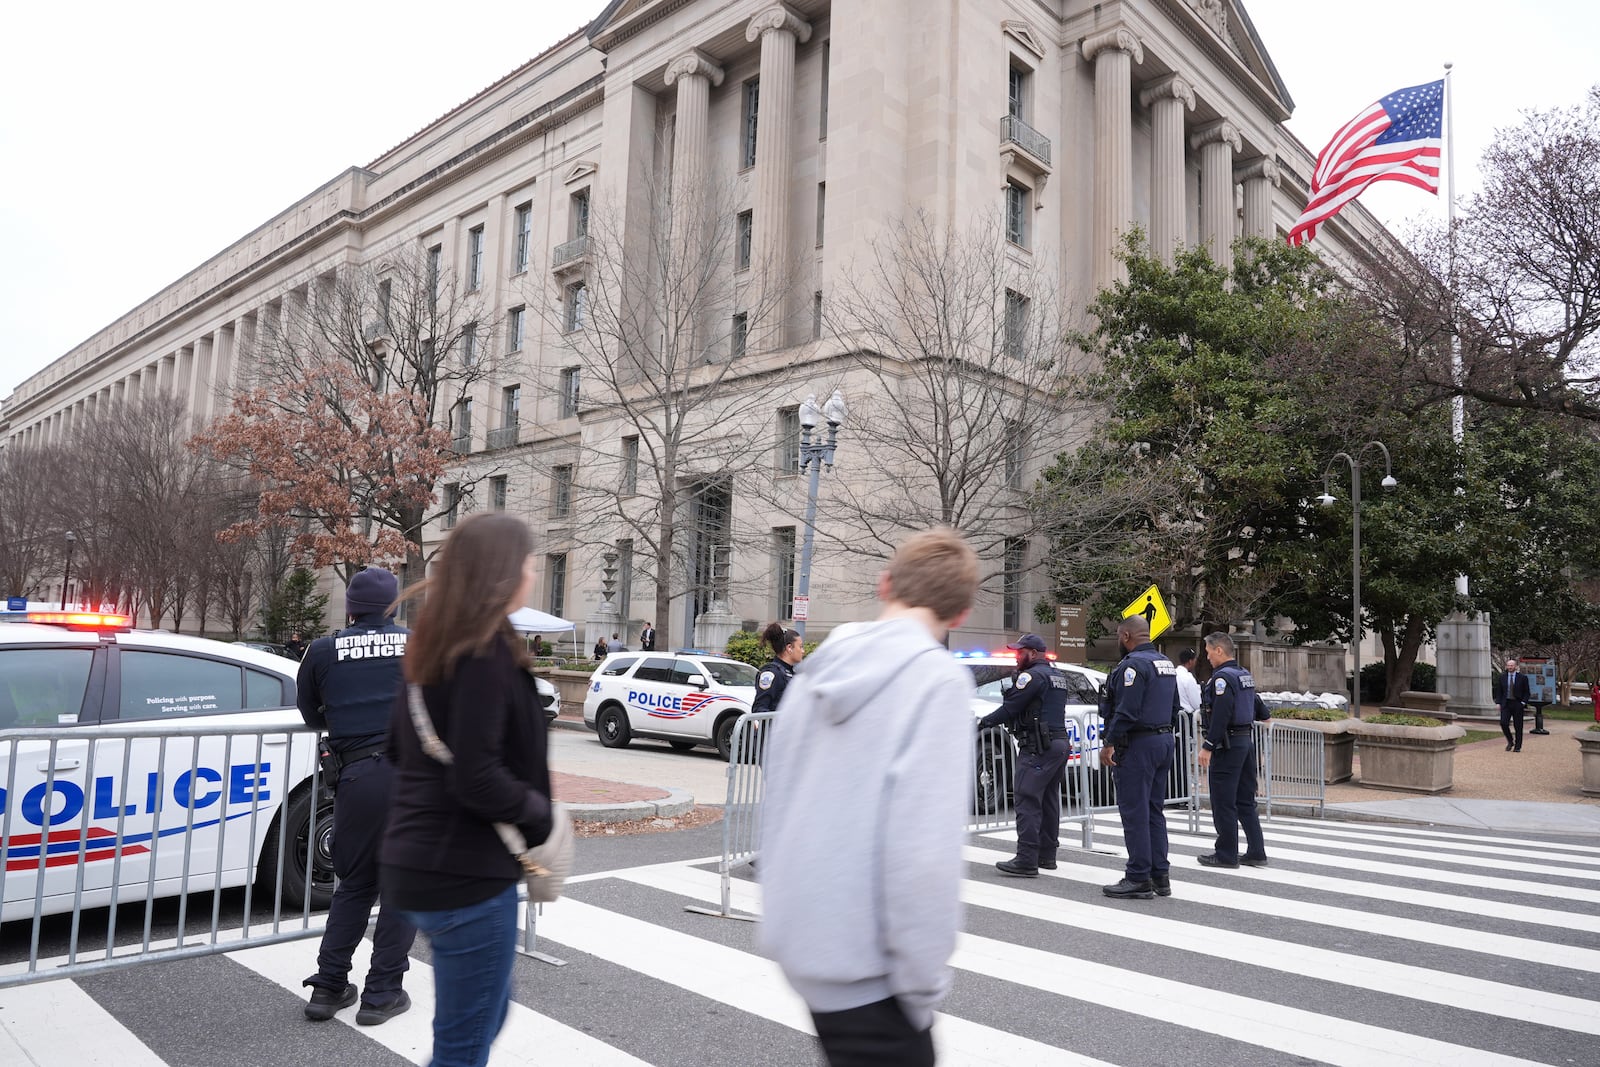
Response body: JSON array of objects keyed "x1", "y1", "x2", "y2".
[
  {"x1": 668, "y1": 740, "x2": 696, "y2": 752},
  {"x1": 596, "y1": 704, "x2": 632, "y2": 749},
  {"x1": 714, "y1": 715, "x2": 740, "y2": 761},
  {"x1": 259, "y1": 786, "x2": 337, "y2": 911}
]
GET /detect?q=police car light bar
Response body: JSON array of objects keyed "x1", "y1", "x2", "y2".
[{"x1": 25, "y1": 610, "x2": 132, "y2": 631}]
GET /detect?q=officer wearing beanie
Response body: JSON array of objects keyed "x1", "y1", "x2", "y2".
[
  {"x1": 296, "y1": 567, "x2": 417, "y2": 1025},
  {"x1": 978, "y1": 633, "x2": 1072, "y2": 877}
]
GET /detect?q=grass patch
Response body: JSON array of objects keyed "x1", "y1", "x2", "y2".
[
  {"x1": 1458, "y1": 729, "x2": 1500, "y2": 745},
  {"x1": 1542, "y1": 705, "x2": 1596, "y2": 722},
  {"x1": 1271, "y1": 707, "x2": 1351, "y2": 722},
  {"x1": 1364, "y1": 712, "x2": 1445, "y2": 727}
]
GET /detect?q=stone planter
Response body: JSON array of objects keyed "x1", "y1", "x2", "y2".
[
  {"x1": 1272, "y1": 718, "x2": 1356, "y2": 784},
  {"x1": 1579, "y1": 732, "x2": 1600, "y2": 798},
  {"x1": 546, "y1": 668, "x2": 597, "y2": 718},
  {"x1": 1349, "y1": 720, "x2": 1466, "y2": 794}
]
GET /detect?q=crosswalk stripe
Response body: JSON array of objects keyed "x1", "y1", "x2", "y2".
[
  {"x1": 1268, "y1": 814, "x2": 1600, "y2": 856},
  {"x1": 960, "y1": 844, "x2": 1600, "y2": 972},
  {"x1": 538, "y1": 893, "x2": 1105, "y2": 1065},
  {"x1": 1249, "y1": 819, "x2": 1600, "y2": 866},
  {"x1": 621, "y1": 863, "x2": 1552, "y2": 1067},
  {"x1": 0, "y1": 976, "x2": 166, "y2": 1066},
  {"x1": 232, "y1": 936, "x2": 650, "y2": 1066}
]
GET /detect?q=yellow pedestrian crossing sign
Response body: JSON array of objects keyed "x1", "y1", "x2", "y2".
[{"x1": 1121, "y1": 585, "x2": 1173, "y2": 641}]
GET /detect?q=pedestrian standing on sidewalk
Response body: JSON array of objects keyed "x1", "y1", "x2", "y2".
[
  {"x1": 760, "y1": 527, "x2": 979, "y2": 1066},
  {"x1": 1175, "y1": 648, "x2": 1203, "y2": 714},
  {"x1": 1196, "y1": 632, "x2": 1270, "y2": 869},
  {"x1": 382, "y1": 514, "x2": 555, "y2": 1067},
  {"x1": 1494, "y1": 657, "x2": 1531, "y2": 752},
  {"x1": 296, "y1": 567, "x2": 417, "y2": 1025}
]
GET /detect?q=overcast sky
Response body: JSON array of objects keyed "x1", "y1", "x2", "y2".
[{"x1": 3, "y1": 1, "x2": 1595, "y2": 402}]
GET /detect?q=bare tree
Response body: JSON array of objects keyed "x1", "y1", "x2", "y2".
[
  {"x1": 195, "y1": 247, "x2": 499, "y2": 589},
  {"x1": 524, "y1": 172, "x2": 798, "y2": 647},
  {"x1": 0, "y1": 443, "x2": 65, "y2": 600}
]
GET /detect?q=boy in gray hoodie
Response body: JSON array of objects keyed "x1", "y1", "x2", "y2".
[{"x1": 759, "y1": 527, "x2": 979, "y2": 1066}]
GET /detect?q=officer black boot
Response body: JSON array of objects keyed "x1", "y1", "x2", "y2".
[
  {"x1": 1102, "y1": 877, "x2": 1156, "y2": 899},
  {"x1": 1037, "y1": 852, "x2": 1058, "y2": 871},
  {"x1": 1150, "y1": 871, "x2": 1172, "y2": 897},
  {"x1": 995, "y1": 857, "x2": 1039, "y2": 877}
]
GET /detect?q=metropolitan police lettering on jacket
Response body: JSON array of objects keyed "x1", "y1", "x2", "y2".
[{"x1": 335, "y1": 631, "x2": 408, "y2": 661}]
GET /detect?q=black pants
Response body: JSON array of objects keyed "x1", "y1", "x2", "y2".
[
  {"x1": 307, "y1": 754, "x2": 417, "y2": 1002},
  {"x1": 1112, "y1": 731, "x2": 1174, "y2": 881},
  {"x1": 1499, "y1": 704, "x2": 1525, "y2": 749},
  {"x1": 1013, "y1": 738, "x2": 1070, "y2": 865},
  {"x1": 812, "y1": 998, "x2": 935, "y2": 1067},
  {"x1": 1207, "y1": 739, "x2": 1264, "y2": 862}
]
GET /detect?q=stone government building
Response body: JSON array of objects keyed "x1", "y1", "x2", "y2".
[{"x1": 2, "y1": 0, "x2": 1399, "y2": 656}]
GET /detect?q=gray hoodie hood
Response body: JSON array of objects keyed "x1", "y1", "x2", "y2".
[{"x1": 792, "y1": 617, "x2": 943, "y2": 725}]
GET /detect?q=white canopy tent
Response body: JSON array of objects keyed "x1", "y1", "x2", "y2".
[{"x1": 508, "y1": 607, "x2": 579, "y2": 657}]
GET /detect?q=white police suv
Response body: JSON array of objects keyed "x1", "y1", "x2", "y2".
[
  {"x1": 582, "y1": 651, "x2": 758, "y2": 760},
  {"x1": 0, "y1": 610, "x2": 330, "y2": 921}
]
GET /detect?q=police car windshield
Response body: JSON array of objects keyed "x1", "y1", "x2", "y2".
[
  {"x1": 965, "y1": 664, "x2": 1015, "y2": 689},
  {"x1": 702, "y1": 660, "x2": 758, "y2": 687}
]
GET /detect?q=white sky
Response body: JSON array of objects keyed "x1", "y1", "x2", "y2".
[{"x1": 2, "y1": 0, "x2": 1596, "y2": 402}]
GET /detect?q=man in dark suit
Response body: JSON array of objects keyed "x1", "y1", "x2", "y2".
[
  {"x1": 640, "y1": 622, "x2": 656, "y2": 651},
  {"x1": 1493, "y1": 657, "x2": 1531, "y2": 752}
]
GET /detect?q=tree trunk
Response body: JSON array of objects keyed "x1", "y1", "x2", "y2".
[{"x1": 1383, "y1": 615, "x2": 1426, "y2": 707}]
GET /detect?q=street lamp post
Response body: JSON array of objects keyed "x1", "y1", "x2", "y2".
[
  {"x1": 1318, "y1": 442, "x2": 1397, "y2": 717},
  {"x1": 61, "y1": 530, "x2": 78, "y2": 611},
  {"x1": 794, "y1": 389, "x2": 847, "y2": 639}
]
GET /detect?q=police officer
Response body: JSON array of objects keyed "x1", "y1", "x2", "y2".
[
  {"x1": 1198, "y1": 631, "x2": 1270, "y2": 868},
  {"x1": 752, "y1": 622, "x2": 803, "y2": 716},
  {"x1": 1100, "y1": 615, "x2": 1179, "y2": 899},
  {"x1": 296, "y1": 568, "x2": 417, "y2": 1025},
  {"x1": 978, "y1": 634, "x2": 1072, "y2": 877}
]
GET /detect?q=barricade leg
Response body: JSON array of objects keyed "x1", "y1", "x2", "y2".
[
  {"x1": 517, "y1": 900, "x2": 567, "y2": 967},
  {"x1": 686, "y1": 713, "x2": 771, "y2": 922}
]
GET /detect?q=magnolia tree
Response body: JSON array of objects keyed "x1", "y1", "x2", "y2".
[{"x1": 195, "y1": 248, "x2": 496, "y2": 588}]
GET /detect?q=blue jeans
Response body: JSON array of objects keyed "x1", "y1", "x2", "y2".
[{"x1": 401, "y1": 883, "x2": 519, "y2": 1067}]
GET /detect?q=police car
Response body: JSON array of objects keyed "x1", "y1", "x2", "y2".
[
  {"x1": 957, "y1": 650, "x2": 1108, "y2": 810},
  {"x1": 0, "y1": 610, "x2": 331, "y2": 922},
  {"x1": 582, "y1": 651, "x2": 758, "y2": 760}
]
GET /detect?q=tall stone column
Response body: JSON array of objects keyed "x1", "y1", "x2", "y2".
[
  {"x1": 1191, "y1": 120, "x2": 1241, "y2": 265},
  {"x1": 665, "y1": 50, "x2": 724, "y2": 207},
  {"x1": 746, "y1": 4, "x2": 811, "y2": 349},
  {"x1": 1082, "y1": 28, "x2": 1143, "y2": 290},
  {"x1": 1236, "y1": 157, "x2": 1281, "y2": 240},
  {"x1": 1138, "y1": 74, "x2": 1195, "y2": 264}
]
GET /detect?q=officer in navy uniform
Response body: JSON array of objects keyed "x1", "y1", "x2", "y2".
[
  {"x1": 1197, "y1": 631, "x2": 1270, "y2": 868},
  {"x1": 752, "y1": 622, "x2": 803, "y2": 717},
  {"x1": 296, "y1": 568, "x2": 417, "y2": 1025},
  {"x1": 1100, "y1": 615, "x2": 1180, "y2": 899},
  {"x1": 978, "y1": 634, "x2": 1073, "y2": 877}
]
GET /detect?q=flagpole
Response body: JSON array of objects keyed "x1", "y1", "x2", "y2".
[{"x1": 1444, "y1": 61, "x2": 1469, "y2": 598}]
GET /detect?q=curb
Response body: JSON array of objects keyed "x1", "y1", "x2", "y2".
[
  {"x1": 553, "y1": 716, "x2": 589, "y2": 733},
  {"x1": 567, "y1": 786, "x2": 697, "y2": 823}
]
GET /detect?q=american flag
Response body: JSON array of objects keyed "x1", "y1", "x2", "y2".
[{"x1": 1287, "y1": 79, "x2": 1444, "y2": 247}]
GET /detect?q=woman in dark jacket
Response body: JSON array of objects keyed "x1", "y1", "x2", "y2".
[
  {"x1": 751, "y1": 622, "x2": 804, "y2": 716},
  {"x1": 381, "y1": 513, "x2": 552, "y2": 1067}
]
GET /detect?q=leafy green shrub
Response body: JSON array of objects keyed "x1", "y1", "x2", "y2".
[
  {"x1": 1270, "y1": 707, "x2": 1350, "y2": 721},
  {"x1": 1588, "y1": 723, "x2": 1600, "y2": 733},
  {"x1": 1355, "y1": 661, "x2": 1437, "y2": 702},
  {"x1": 1364, "y1": 712, "x2": 1445, "y2": 727},
  {"x1": 723, "y1": 630, "x2": 818, "y2": 668}
]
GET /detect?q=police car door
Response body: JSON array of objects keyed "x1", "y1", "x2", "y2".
[
  {"x1": 95, "y1": 643, "x2": 306, "y2": 910},
  {"x1": 0, "y1": 639, "x2": 106, "y2": 922}
]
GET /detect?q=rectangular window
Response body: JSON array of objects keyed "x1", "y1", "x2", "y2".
[
  {"x1": 571, "y1": 188, "x2": 590, "y2": 239},
  {"x1": 552, "y1": 465, "x2": 573, "y2": 518},
  {"x1": 621, "y1": 435, "x2": 639, "y2": 495},
  {"x1": 427, "y1": 244, "x2": 442, "y2": 308},
  {"x1": 462, "y1": 321, "x2": 478, "y2": 366},
  {"x1": 502, "y1": 384, "x2": 521, "y2": 426},
  {"x1": 1008, "y1": 65, "x2": 1028, "y2": 121},
  {"x1": 812, "y1": 290, "x2": 823, "y2": 341},
  {"x1": 490, "y1": 475, "x2": 508, "y2": 512},
  {"x1": 776, "y1": 405, "x2": 800, "y2": 473},
  {"x1": 819, "y1": 41, "x2": 830, "y2": 140},
  {"x1": 564, "y1": 281, "x2": 588, "y2": 332},
  {"x1": 617, "y1": 539, "x2": 633, "y2": 619},
  {"x1": 1004, "y1": 417, "x2": 1025, "y2": 490},
  {"x1": 1004, "y1": 289, "x2": 1030, "y2": 358},
  {"x1": 741, "y1": 78, "x2": 760, "y2": 168},
  {"x1": 508, "y1": 306, "x2": 525, "y2": 351},
  {"x1": 1003, "y1": 537, "x2": 1027, "y2": 632},
  {"x1": 816, "y1": 182, "x2": 826, "y2": 247},
  {"x1": 1005, "y1": 181, "x2": 1029, "y2": 248},
  {"x1": 377, "y1": 278, "x2": 393, "y2": 328},
  {"x1": 736, "y1": 210, "x2": 753, "y2": 271},
  {"x1": 560, "y1": 367, "x2": 580, "y2": 417},
  {"x1": 467, "y1": 225, "x2": 484, "y2": 291},
  {"x1": 546, "y1": 553, "x2": 567, "y2": 618},
  {"x1": 773, "y1": 526, "x2": 797, "y2": 619},
  {"x1": 443, "y1": 482, "x2": 461, "y2": 529},
  {"x1": 453, "y1": 399, "x2": 472, "y2": 448},
  {"x1": 513, "y1": 202, "x2": 533, "y2": 273},
  {"x1": 730, "y1": 312, "x2": 748, "y2": 359}
]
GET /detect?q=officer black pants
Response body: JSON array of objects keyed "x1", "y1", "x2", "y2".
[
  {"x1": 1207, "y1": 740, "x2": 1265, "y2": 862},
  {"x1": 811, "y1": 997, "x2": 934, "y2": 1067},
  {"x1": 1013, "y1": 738, "x2": 1070, "y2": 866},
  {"x1": 1499, "y1": 704, "x2": 1525, "y2": 749},
  {"x1": 308, "y1": 754, "x2": 417, "y2": 1001},
  {"x1": 1112, "y1": 731, "x2": 1174, "y2": 881}
]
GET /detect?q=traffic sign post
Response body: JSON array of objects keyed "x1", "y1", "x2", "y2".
[{"x1": 1120, "y1": 585, "x2": 1173, "y2": 641}]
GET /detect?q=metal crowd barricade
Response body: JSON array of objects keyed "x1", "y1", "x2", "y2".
[
  {"x1": 1, "y1": 723, "x2": 327, "y2": 989},
  {"x1": 969, "y1": 714, "x2": 1097, "y2": 849},
  {"x1": 1257, "y1": 721, "x2": 1326, "y2": 817},
  {"x1": 686, "y1": 711, "x2": 775, "y2": 921}
]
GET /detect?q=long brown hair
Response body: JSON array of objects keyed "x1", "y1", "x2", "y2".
[{"x1": 404, "y1": 512, "x2": 533, "y2": 685}]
